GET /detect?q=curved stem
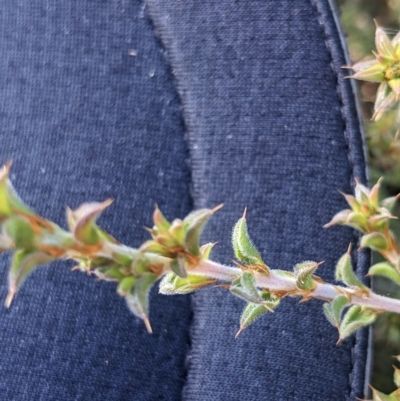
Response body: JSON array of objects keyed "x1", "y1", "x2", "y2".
[{"x1": 193, "y1": 259, "x2": 400, "y2": 314}]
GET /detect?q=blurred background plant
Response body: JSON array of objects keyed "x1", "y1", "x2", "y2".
[{"x1": 336, "y1": 0, "x2": 400, "y2": 393}]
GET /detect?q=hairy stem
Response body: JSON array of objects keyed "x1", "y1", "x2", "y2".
[{"x1": 193, "y1": 259, "x2": 400, "y2": 314}]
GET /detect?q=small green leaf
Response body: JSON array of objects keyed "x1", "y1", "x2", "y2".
[
  {"x1": 170, "y1": 255, "x2": 187, "y2": 278},
  {"x1": 232, "y1": 209, "x2": 264, "y2": 265},
  {"x1": 158, "y1": 273, "x2": 216, "y2": 294},
  {"x1": 335, "y1": 245, "x2": 367, "y2": 290},
  {"x1": 237, "y1": 303, "x2": 268, "y2": 337},
  {"x1": 368, "y1": 262, "x2": 400, "y2": 286},
  {"x1": 368, "y1": 215, "x2": 390, "y2": 231},
  {"x1": 323, "y1": 295, "x2": 349, "y2": 328},
  {"x1": 70, "y1": 199, "x2": 113, "y2": 245},
  {"x1": 323, "y1": 209, "x2": 352, "y2": 228},
  {"x1": 169, "y1": 219, "x2": 185, "y2": 245},
  {"x1": 381, "y1": 194, "x2": 400, "y2": 212},
  {"x1": 0, "y1": 162, "x2": 35, "y2": 218},
  {"x1": 293, "y1": 261, "x2": 320, "y2": 290},
  {"x1": 361, "y1": 232, "x2": 388, "y2": 252},
  {"x1": 96, "y1": 266, "x2": 125, "y2": 281},
  {"x1": 153, "y1": 205, "x2": 171, "y2": 231},
  {"x1": 199, "y1": 242, "x2": 215, "y2": 259},
  {"x1": 351, "y1": 63, "x2": 385, "y2": 82},
  {"x1": 341, "y1": 193, "x2": 361, "y2": 212},
  {"x1": 230, "y1": 271, "x2": 263, "y2": 304},
  {"x1": 140, "y1": 240, "x2": 170, "y2": 256},
  {"x1": 375, "y1": 82, "x2": 391, "y2": 113},
  {"x1": 183, "y1": 206, "x2": 221, "y2": 256},
  {"x1": 345, "y1": 212, "x2": 368, "y2": 231},
  {"x1": 339, "y1": 305, "x2": 376, "y2": 341},
  {"x1": 375, "y1": 26, "x2": 396, "y2": 58},
  {"x1": 6, "y1": 249, "x2": 54, "y2": 307},
  {"x1": 369, "y1": 178, "x2": 383, "y2": 208},
  {"x1": 259, "y1": 290, "x2": 280, "y2": 309},
  {"x1": 117, "y1": 276, "x2": 136, "y2": 296},
  {"x1": 354, "y1": 180, "x2": 371, "y2": 203},
  {"x1": 3, "y1": 216, "x2": 35, "y2": 249},
  {"x1": 125, "y1": 273, "x2": 158, "y2": 333},
  {"x1": 111, "y1": 251, "x2": 133, "y2": 266}
]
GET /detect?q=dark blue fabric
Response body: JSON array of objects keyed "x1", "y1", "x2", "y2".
[
  {"x1": 0, "y1": 1, "x2": 192, "y2": 400},
  {"x1": 0, "y1": 0, "x2": 369, "y2": 400}
]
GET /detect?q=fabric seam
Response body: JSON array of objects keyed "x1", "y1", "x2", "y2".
[
  {"x1": 141, "y1": 2, "x2": 196, "y2": 400},
  {"x1": 308, "y1": 0, "x2": 367, "y2": 400}
]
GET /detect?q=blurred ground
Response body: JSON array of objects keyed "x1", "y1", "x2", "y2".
[{"x1": 336, "y1": 0, "x2": 400, "y2": 393}]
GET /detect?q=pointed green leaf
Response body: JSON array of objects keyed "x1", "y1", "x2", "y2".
[
  {"x1": 361, "y1": 232, "x2": 388, "y2": 252},
  {"x1": 0, "y1": 163, "x2": 35, "y2": 218},
  {"x1": 169, "y1": 219, "x2": 185, "y2": 245},
  {"x1": 389, "y1": 78, "x2": 400, "y2": 95},
  {"x1": 339, "y1": 305, "x2": 376, "y2": 340},
  {"x1": 351, "y1": 59, "x2": 380, "y2": 72},
  {"x1": 323, "y1": 295, "x2": 349, "y2": 328},
  {"x1": 6, "y1": 181, "x2": 35, "y2": 216},
  {"x1": 323, "y1": 209, "x2": 352, "y2": 228},
  {"x1": 236, "y1": 301, "x2": 271, "y2": 337},
  {"x1": 232, "y1": 212, "x2": 264, "y2": 265},
  {"x1": 373, "y1": 91, "x2": 397, "y2": 120},
  {"x1": 125, "y1": 272, "x2": 158, "y2": 333},
  {"x1": 368, "y1": 215, "x2": 390, "y2": 231},
  {"x1": 335, "y1": 247, "x2": 367, "y2": 290},
  {"x1": 341, "y1": 193, "x2": 361, "y2": 212},
  {"x1": 381, "y1": 195, "x2": 400, "y2": 212},
  {"x1": 323, "y1": 303, "x2": 337, "y2": 328},
  {"x1": 6, "y1": 249, "x2": 54, "y2": 307},
  {"x1": 230, "y1": 271, "x2": 263, "y2": 304},
  {"x1": 140, "y1": 240, "x2": 170, "y2": 256},
  {"x1": 368, "y1": 262, "x2": 400, "y2": 286},
  {"x1": 153, "y1": 205, "x2": 171, "y2": 231},
  {"x1": 354, "y1": 181, "x2": 371, "y2": 203},
  {"x1": 199, "y1": 242, "x2": 215, "y2": 260},
  {"x1": 293, "y1": 261, "x2": 319, "y2": 290},
  {"x1": 117, "y1": 276, "x2": 136, "y2": 296},
  {"x1": 183, "y1": 208, "x2": 217, "y2": 256},
  {"x1": 375, "y1": 82, "x2": 391, "y2": 111},
  {"x1": 71, "y1": 199, "x2": 113, "y2": 245},
  {"x1": 170, "y1": 255, "x2": 187, "y2": 278},
  {"x1": 259, "y1": 290, "x2": 280, "y2": 309},
  {"x1": 96, "y1": 266, "x2": 125, "y2": 281},
  {"x1": 345, "y1": 212, "x2": 368, "y2": 232},
  {"x1": 158, "y1": 273, "x2": 216, "y2": 294},
  {"x1": 351, "y1": 63, "x2": 385, "y2": 82},
  {"x1": 3, "y1": 216, "x2": 35, "y2": 249},
  {"x1": 0, "y1": 166, "x2": 12, "y2": 217},
  {"x1": 111, "y1": 251, "x2": 133, "y2": 266},
  {"x1": 376, "y1": 26, "x2": 396, "y2": 58}
]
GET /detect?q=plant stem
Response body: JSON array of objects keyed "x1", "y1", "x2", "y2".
[{"x1": 193, "y1": 259, "x2": 400, "y2": 314}]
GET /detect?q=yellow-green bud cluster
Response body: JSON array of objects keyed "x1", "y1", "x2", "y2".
[
  {"x1": 325, "y1": 178, "x2": 400, "y2": 292},
  {"x1": 349, "y1": 24, "x2": 400, "y2": 120}
]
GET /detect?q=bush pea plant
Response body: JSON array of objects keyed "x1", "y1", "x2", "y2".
[{"x1": 0, "y1": 158, "x2": 400, "y2": 400}]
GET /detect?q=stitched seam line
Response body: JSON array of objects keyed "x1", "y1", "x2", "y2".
[{"x1": 142, "y1": 3, "x2": 195, "y2": 400}]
